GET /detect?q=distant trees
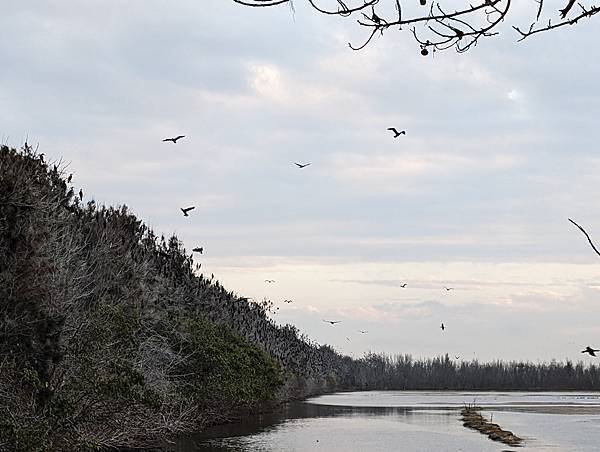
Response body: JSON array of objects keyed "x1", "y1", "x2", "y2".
[
  {"x1": 233, "y1": 0, "x2": 600, "y2": 53},
  {"x1": 348, "y1": 353, "x2": 600, "y2": 391}
]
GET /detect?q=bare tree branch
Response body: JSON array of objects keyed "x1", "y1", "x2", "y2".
[
  {"x1": 514, "y1": 4, "x2": 600, "y2": 41},
  {"x1": 560, "y1": 0, "x2": 577, "y2": 18},
  {"x1": 568, "y1": 218, "x2": 600, "y2": 258},
  {"x1": 232, "y1": 0, "x2": 600, "y2": 52}
]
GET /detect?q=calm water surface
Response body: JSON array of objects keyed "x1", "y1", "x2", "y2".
[{"x1": 175, "y1": 391, "x2": 600, "y2": 451}]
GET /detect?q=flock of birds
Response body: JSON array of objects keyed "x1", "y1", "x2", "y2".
[
  {"x1": 161, "y1": 129, "x2": 462, "y2": 351},
  {"x1": 162, "y1": 130, "x2": 599, "y2": 360}
]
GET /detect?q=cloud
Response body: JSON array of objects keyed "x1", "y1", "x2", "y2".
[
  {"x1": 371, "y1": 300, "x2": 444, "y2": 319},
  {"x1": 328, "y1": 151, "x2": 522, "y2": 195},
  {"x1": 507, "y1": 88, "x2": 521, "y2": 100},
  {"x1": 4, "y1": 0, "x2": 600, "y2": 361},
  {"x1": 248, "y1": 63, "x2": 287, "y2": 101}
]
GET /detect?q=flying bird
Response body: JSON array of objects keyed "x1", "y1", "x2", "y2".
[
  {"x1": 358, "y1": 330, "x2": 368, "y2": 334},
  {"x1": 181, "y1": 206, "x2": 195, "y2": 217},
  {"x1": 582, "y1": 346, "x2": 600, "y2": 357},
  {"x1": 455, "y1": 355, "x2": 460, "y2": 360},
  {"x1": 440, "y1": 323, "x2": 445, "y2": 331},
  {"x1": 265, "y1": 279, "x2": 276, "y2": 283},
  {"x1": 323, "y1": 320, "x2": 342, "y2": 325},
  {"x1": 192, "y1": 247, "x2": 203, "y2": 254},
  {"x1": 163, "y1": 135, "x2": 185, "y2": 144},
  {"x1": 399, "y1": 283, "x2": 407, "y2": 288},
  {"x1": 444, "y1": 287, "x2": 454, "y2": 291},
  {"x1": 387, "y1": 127, "x2": 406, "y2": 138},
  {"x1": 283, "y1": 299, "x2": 293, "y2": 304},
  {"x1": 295, "y1": 162, "x2": 311, "y2": 168}
]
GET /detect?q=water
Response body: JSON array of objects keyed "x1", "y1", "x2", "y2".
[{"x1": 175, "y1": 391, "x2": 600, "y2": 451}]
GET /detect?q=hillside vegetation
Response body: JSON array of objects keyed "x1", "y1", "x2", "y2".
[
  {"x1": 2, "y1": 145, "x2": 600, "y2": 451},
  {"x1": 0, "y1": 145, "x2": 354, "y2": 450}
]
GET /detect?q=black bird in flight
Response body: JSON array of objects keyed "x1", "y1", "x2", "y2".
[
  {"x1": 444, "y1": 287, "x2": 454, "y2": 291},
  {"x1": 582, "y1": 346, "x2": 600, "y2": 357},
  {"x1": 387, "y1": 127, "x2": 406, "y2": 138},
  {"x1": 323, "y1": 320, "x2": 342, "y2": 325},
  {"x1": 358, "y1": 330, "x2": 368, "y2": 334},
  {"x1": 283, "y1": 299, "x2": 293, "y2": 304},
  {"x1": 163, "y1": 135, "x2": 185, "y2": 144},
  {"x1": 440, "y1": 323, "x2": 445, "y2": 331},
  {"x1": 265, "y1": 279, "x2": 276, "y2": 283},
  {"x1": 455, "y1": 355, "x2": 460, "y2": 360},
  {"x1": 399, "y1": 283, "x2": 407, "y2": 288},
  {"x1": 192, "y1": 247, "x2": 203, "y2": 254},
  {"x1": 181, "y1": 206, "x2": 195, "y2": 217},
  {"x1": 295, "y1": 162, "x2": 311, "y2": 168}
]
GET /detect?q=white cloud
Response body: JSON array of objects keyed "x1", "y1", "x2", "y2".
[
  {"x1": 247, "y1": 63, "x2": 288, "y2": 101},
  {"x1": 507, "y1": 88, "x2": 521, "y2": 100},
  {"x1": 4, "y1": 0, "x2": 600, "y2": 361}
]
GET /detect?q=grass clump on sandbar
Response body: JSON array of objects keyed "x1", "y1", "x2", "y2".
[{"x1": 461, "y1": 405, "x2": 523, "y2": 447}]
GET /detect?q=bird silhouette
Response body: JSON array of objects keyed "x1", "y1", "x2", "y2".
[
  {"x1": 323, "y1": 320, "x2": 342, "y2": 325},
  {"x1": 295, "y1": 162, "x2": 311, "y2": 168},
  {"x1": 440, "y1": 323, "x2": 446, "y2": 331},
  {"x1": 79, "y1": 189, "x2": 83, "y2": 201},
  {"x1": 455, "y1": 355, "x2": 460, "y2": 359},
  {"x1": 387, "y1": 127, "x2": 406, "y2": 138},
  {"x1": 192, "y1": 247, "x2": 203, "y2": 254},
  {"x1": 67, "y1": 174, "x2": 73, "y2": 183},
  {"x1": 265, "y1": 279, "x2": 276, "y2": 283},
  {"x1": 283, "y1": 299, "x2": 293, "y2": 304},
  {"x1": 163, "y1": 135, "x2": 185, "y2": 144},
  {"x1": 358, "y1": 330, "x2": 368, "y2": 334},
  {"x1": 582, "y1": 346, "x2": 600, "y2": 357},
  {"x1": 399, "y1": 283, "x2": 407, "y2": 288},
  {"x1": 181, "y1": 206, "x2": 195, "y2": 217},
  {"x1": 444, "y1": 287, "x2": 454, "y2": 291}
]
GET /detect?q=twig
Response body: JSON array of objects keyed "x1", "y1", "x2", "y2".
[{"x1": 568, "y1": 218, "x2": 600, "y2": 258}]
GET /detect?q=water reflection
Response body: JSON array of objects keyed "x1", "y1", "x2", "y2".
[
  {"x1": 177, "y1": 403, "x2": 499, "y2": 452},
  {"x1": 174, "y1": 391, "x2": 600, "y2": 451}
]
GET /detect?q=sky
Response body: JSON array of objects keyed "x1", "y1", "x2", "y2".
[{"x1": 2, "y1": 1, "x2": 600, "y2": 362}]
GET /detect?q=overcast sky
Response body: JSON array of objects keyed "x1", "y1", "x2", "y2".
[{"x1": 3, "y1": 1, "x2": 600, "y2": 362}]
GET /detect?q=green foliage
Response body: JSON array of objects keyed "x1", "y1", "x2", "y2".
[
  {"x1": 175, "y1": 319, "x2": 282, "y2": 405},
  {"x1": 0, "y1": 145, "x2": 288, "y2": 449}
]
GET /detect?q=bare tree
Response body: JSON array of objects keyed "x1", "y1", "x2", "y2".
[{"x1": 232, "y1": 0, "x2": 600, "y2": 53}]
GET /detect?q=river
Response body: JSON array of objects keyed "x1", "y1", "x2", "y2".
[{"x1": 175, "y1": 391, "x2": 600, "y2": 451}]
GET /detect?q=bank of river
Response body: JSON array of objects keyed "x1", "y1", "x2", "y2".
[{"x1": 174, "y1": 391, "x2": 600, "y2": 451}]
